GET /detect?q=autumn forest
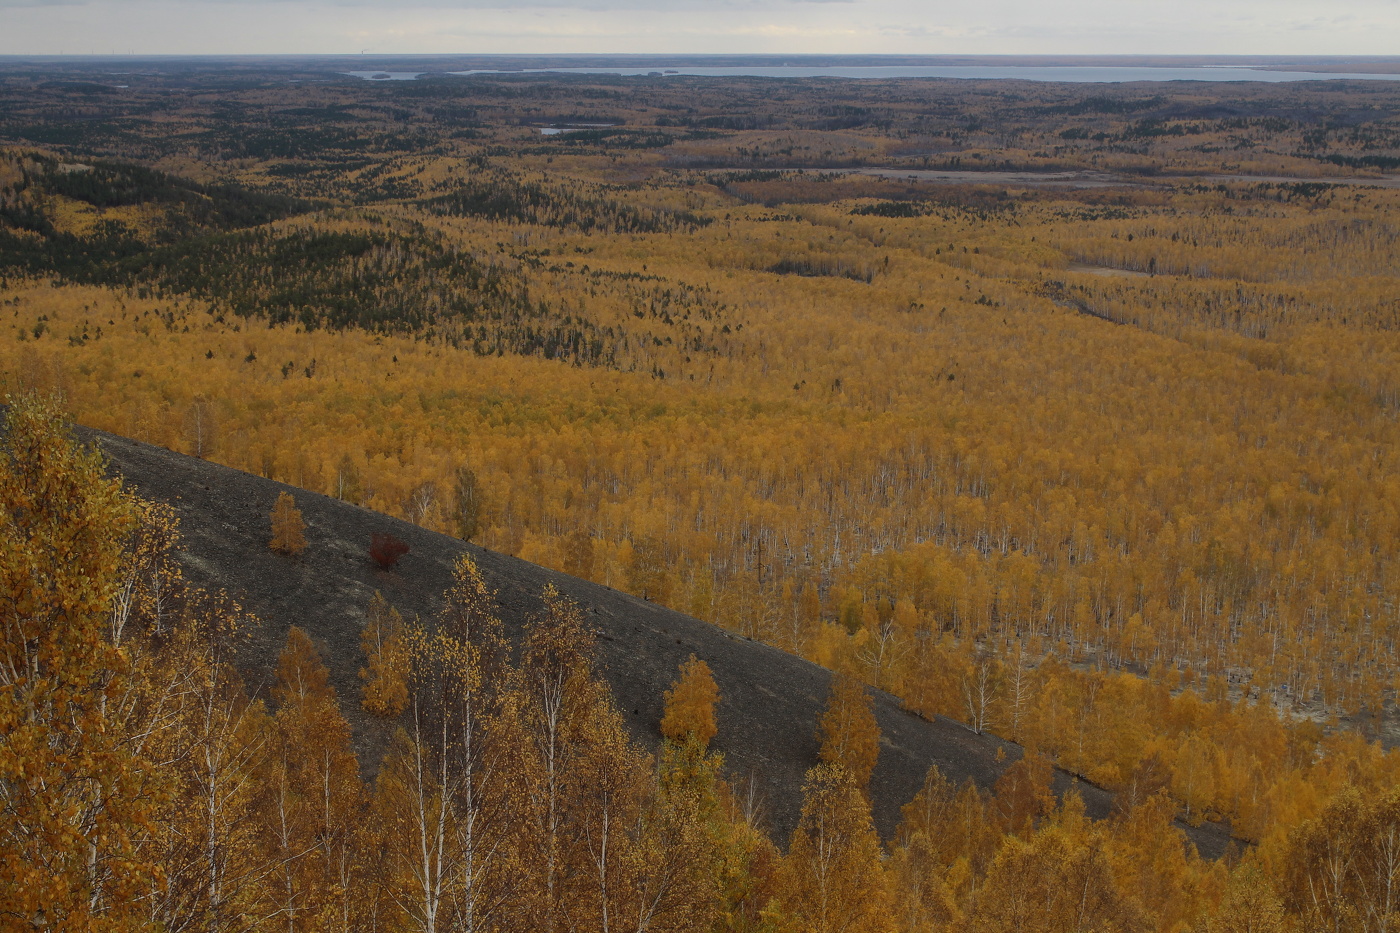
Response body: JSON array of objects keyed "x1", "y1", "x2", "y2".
[{"x1": 4, "y1": 58, "x2": 1400, "y2": 931}]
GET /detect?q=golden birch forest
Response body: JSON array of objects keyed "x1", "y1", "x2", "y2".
[{"x1": 4, "y1": 59, "x2": 1400, "y2": 931}]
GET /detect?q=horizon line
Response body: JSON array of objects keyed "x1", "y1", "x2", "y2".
[{"x1": 5, "y1": 52, "x2": 1400, "y2": 61}]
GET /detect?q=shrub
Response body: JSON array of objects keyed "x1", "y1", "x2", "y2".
[{"x1": 369, "y1": 532, "x2": 409, "y2": 570}]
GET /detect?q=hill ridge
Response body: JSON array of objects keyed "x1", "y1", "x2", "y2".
[{"x1": 81, "y1": 422, "x2": 1231, "y2": 856}]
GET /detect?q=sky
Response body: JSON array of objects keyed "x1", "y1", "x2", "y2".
[{"x1": 3, "y1": 0, "x2": 1399, "y2": 57}]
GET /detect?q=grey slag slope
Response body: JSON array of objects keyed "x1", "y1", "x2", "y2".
[{"x1": 83, "y1": 425, "x2": 1233, "y2": 856}]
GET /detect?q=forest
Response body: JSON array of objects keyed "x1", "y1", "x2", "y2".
[{"x1": 4, "y1": 59, "x2": 1400, "y2": 930}]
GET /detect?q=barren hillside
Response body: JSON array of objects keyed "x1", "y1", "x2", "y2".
[{"x1": 84, "y1": 424, "x2": 1232, "y2": 856}]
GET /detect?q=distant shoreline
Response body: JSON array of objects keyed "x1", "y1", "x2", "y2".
[
  {"x1": 437, "y1": 64, "x2": 1400, "y2": 83},
  {"x1": 8, "y1": 53, "x2": 1400, "y2": 85},
  {"x1": 6, "y1": 53, "x2": 1400, "y2": 77}
]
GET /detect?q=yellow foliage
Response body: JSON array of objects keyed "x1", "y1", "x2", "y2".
[
  {"x1": 0, "y1": 395, "x2": 154, "y2": 926},
  {"x1": 817, "y1": 670, "x2": 880, "y2": 796},
  {"x1": 772, "y1": 763, "x2": 892, "y2": 933},
  {"x1": 10, "y1": 86, "x2": 1400, "y2": 927},
  {"x1": 269, "y1": 490, "x2": 307, "y2": 555},
  {"x1": 661, "y1": 654, "x2": 720, "y2": 747},
  {"x1": 360, "y1": 592, "x2": 409, "y2": 718}
]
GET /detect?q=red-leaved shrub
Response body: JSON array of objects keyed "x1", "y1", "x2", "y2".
[{"x1": 370, "y1": 532, "x2": 410, "y2": 570}]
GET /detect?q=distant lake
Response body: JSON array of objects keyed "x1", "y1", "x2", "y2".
[
  {"x1": 343, "y1": 71, "x2": 424, "y2": 81},
  {"x1": 446, "y1": 65, "x2": 1400, "y2": 83},
  {"x1": 539, "y1": 123, "x2": 619, "y2": 135}
]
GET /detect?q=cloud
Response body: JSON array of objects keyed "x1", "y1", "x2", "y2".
[
  {"x1": 866, "y1": 0, "x2": 1400, "y2": 52},
  {"x1": 0, "y1": 0, "x2": 1396, "y2": 55},
  {"x1": 0, "y1": 0, "x2": 854, "y2": 6}
]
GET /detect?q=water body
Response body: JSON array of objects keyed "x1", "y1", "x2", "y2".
[
  {"x1": 539, "y1": 123, "x2": 619, "y2": 135},
  {"x1": 829, "y1": 168, "x2": 1135, "y2": 189},
  {"x1": 1068, "y1": 262, "x2": 1151, "y2": 279},
  {"x1": 714, "y1": 167, "x2": 1400, "y2": 189},
  {"x1": 343, "y1": 71, "x2": 424, "y2": 81},
  {"x1": 448, "y1": 65, "x2": 1400, "y2": 83}
]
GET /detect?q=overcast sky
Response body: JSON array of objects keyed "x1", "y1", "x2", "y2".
[{"x1": 3, "y1": 0, "x2": 1398, "y2": 57}]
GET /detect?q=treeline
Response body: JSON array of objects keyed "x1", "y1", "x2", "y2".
[
  {"x1": 0, "y1": 150, "x2": 306, "y2": 237},
  {"x1": 423, "y1": 168, "x2": 711, "y2": 234},
  {"x1": 0, "y1": 149, "x2": 308, "y2": 283},
  {"x1": 0, "y1": 149, "x2": 729, "y2": 367},
  {"x1": 34, "y1": 156, "x2": 306, "y2": 227},
  {"x1": 113, "y1": 224, "x2": 545, "y2": 334}
]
